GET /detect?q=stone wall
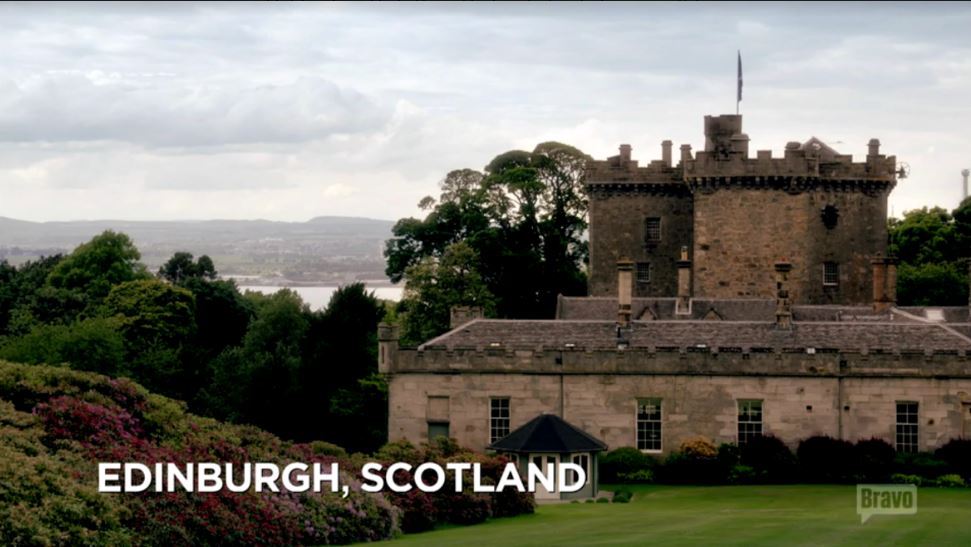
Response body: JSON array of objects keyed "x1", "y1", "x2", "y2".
[
  {"x1": 692, "y1": 186, "x2": 890, "y2": 304},
  {"x1": 587, "y1": 187, "x2": 693, "y2": 297},
  {"x1": 388, "y1": 371, "x2": 971, "y2": 454}
]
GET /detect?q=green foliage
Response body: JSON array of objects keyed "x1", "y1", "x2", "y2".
[
  {"x1": 935, "y1": 438, "x2": 971, "y2": 479},
  {"x1": 599, "y1": 447, "x2": 657, "y2": 483},
  {"x1": 386, "y1": 144, "x2": 590, "y2": 345},
  {"x1": 888, "y1": 203, "x2": 970, "y2": 305},
  {"x1": 617, "y1": 469, "x2": 654, "y2": 483},
  {"x1": 893, "y1": 451, "x2": 949, "y2": 479},
  {"x1": 855, "y1": 438, "x2": 896, "y2": 482},
  {"x1": 0, "y1": 360, "x2": 402, "y2": 546},
  {"x1": 595, "y1": 497, "x2": 610, "y2": 503},
  {"x1": 932, "y1": 474, "x2": 966, "y2": 488},
  {"x1": 797, "y1": 436, "x2": 857, "y2": 483},
  {"x1": 47, "y1": 230, "x2": 147, "y2": 302},
  {"x1": 104, "y1": 279, "x2": 196, "y2": 348},
  {"x1": 739, "y1": 435, "x2": 796, "y2": 483},
  {"x1": 0, "y1": 317, "x2": 125, "y2": 376},
  {"x1": 0, "y1": 400, "x2": 131, "y2": 546},
  {"x1": 890, "y1": 473, "x2": 923, "y2": 486},
  {"x1": 158, "y1": 251, "x2": 218, "y2": 284},
  {"x1": 897, "y1": 262, "x2": 968, "y2": 306},
  {"x1": 397, "y1": 242, "x2": 497, "y2": 345},
  {"x1": 611, "y1": 489, "x2": 633, "y2": 503}
]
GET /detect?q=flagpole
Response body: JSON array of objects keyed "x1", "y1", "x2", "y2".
[{"x1": 736, "y1": 50, "x2": 742, "y2": 116}]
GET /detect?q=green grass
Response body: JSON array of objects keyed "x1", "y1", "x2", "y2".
[{"x1": 381, "y1": 485, "x2": 971, "y2": 546}]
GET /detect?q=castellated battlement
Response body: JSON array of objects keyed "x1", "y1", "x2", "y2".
[{"x1": 583, "y1": 113, "x2": 899, "y2": 305}]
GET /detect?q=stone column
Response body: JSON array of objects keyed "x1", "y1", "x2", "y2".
[
  {"x1": 774, "y1": 260, "x2": 793, "y2": 329},
  {"x1": 680, "y1": 144, "x2": 692, "y2": 165},
  {"x1": 617, "y1": 259, "x2": 634, "y2": 327},
  {"x1": 676, "y1": 246, "x2": 692, "y2": 315},
  {"x1": 619, "y1": 144, "x2": 632, "y2": 165},
  {"x1": 378, "y1": 323, "x2": 400, "y2": 374},
  {"x1": 871, "y1": 257, "x2": 896, "y2": 313}
]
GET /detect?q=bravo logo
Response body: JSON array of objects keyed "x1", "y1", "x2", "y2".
[{"x1": 856, "y1": 484, "x2": 917, "y2": 524}]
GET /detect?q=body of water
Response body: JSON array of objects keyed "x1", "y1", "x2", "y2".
[{"x1": 239, "y1": 285, "x2": 404, "y2": 311}]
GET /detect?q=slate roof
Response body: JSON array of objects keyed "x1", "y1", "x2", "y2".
[
  {"x1": 488, "y1": 414, "x2": 607, "y2": 454},
  {"x1": 556, "y1": 296, "x2": 778, "y2": 321},
  {"x1": 421, "y1": 319, "x2": 971, "y2": 352},
  {"x1": 556, "y1": 296, "x2": 968, "y2": 325}
]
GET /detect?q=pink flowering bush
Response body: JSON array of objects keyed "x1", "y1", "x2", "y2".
[{"x1": 1, "y1": 360, "x2": 400, "y2": 546}]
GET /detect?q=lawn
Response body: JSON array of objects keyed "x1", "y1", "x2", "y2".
[{"x1": 380, "y1": 485, "x2": 971, "y2": 546}]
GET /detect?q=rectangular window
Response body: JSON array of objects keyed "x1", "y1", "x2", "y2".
[
  {"x1": 569, "y1": 453, "x2": 590, "y2": 487},
  {"x1": 490, "y1": 398, "x2": 510, "y2": 443},
  {"x1": 823, "y1": 262, "x2": 839, "y2": 286},
  {"x1": 645, "y1": 217, "x2": 662, "y2": 243},
  {"x1": 636, "y1": 262, "x2": 652, "y2": 285},
  {"x1": 737, "y1": 400, "x2": 763, "y2": 445},
  {"x1": 636, "y1": 398, "x2": 662, "y2": 451},
  {"x1": 896, "y1": 401, "x2": 919, "y2": 453},
  {"x1": 428, "y1": 421, "x2": 450, "y2": 441}
]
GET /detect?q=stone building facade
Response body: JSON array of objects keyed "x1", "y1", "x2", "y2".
[
  {"x1": 381, "y1": 113, "x2": 971, "y2": 462},
  {"x1": 587, "y1": 114, "x2": 896, "y2": 305}
]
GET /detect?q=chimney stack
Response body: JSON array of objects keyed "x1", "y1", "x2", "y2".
[
  {"x1": 868, "y1": 138, "x2": 881, "y2": 157},
  {"x1": 962, "y1": 169, "x2": 969, "y2": 201},
  {"x1": 450, "y1": 306, "x2": 484, "y2": 329},
  {"x1": 774, "y1": 259, "x2": 793, "y2": 329},
  {"x1": 617, "y1": 259, "x2": 634, "y2": 327},
  {"x1": 619, "y1": 144, "x2": 632, "y2": 164},
  {"x1": 676, "y1": 246, "x2": 692, "y2": 315},
  {"x1": 661, "y1": 140, "x2": 673, "y2": 167},
  {"x1": 871, "y1": 257, "x2": 898, "y2": 313},
  {"x1": 680, "y1": 144, "x2": 692, "y2": 165}
]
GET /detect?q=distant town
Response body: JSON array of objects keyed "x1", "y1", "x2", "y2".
[{"x1": 0, "y1": 215, "x2": 396, "y2": 287}]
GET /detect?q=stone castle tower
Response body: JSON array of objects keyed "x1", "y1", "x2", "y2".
[{"x1": 586, "y1": 114, "x2": 898, "y2": 305}]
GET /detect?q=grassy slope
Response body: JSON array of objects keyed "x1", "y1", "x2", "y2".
[{"x1": 383, "y1": 484, "x2": 971, "y2": 546}]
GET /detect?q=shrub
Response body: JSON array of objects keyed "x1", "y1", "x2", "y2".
[
  {"x1": 599, "y1": 447, "x2": 656, "y2": 483},
  {"x1": 855, "y1": 438, "x2": 896, "y2": 482},
  {"x1": 717, "y1": 443, "x2": 740, "y2": 468},
  {"x1": 596, "y1": 497, "x2": 610, "y2": 504},
  {"x1": 797, "y1": 436, "x2": 856, "y2": 483},
  {"x1": 932, "y1": 474, "x2": 966, "y2": 488},
  {"x1": 935, "y1": 439, "x2": 971, "y2": 479},
  {"x1": 890, "y1": 473, "x2": 923, "y2": 486},
  {"x1": 728, "y1": 464, "x2": 757, "y2": 484},
  {"x1": 660, "y1": 449, "x2": 721, "y2": 485},
  {"x1": 739, "y1": 435, "x2": 796, "y2": 483},
  {"x1": 612, "y1": 489, "x2": 633, "y2": 503},
  {"x1": 894, "y1": 451, "x2": 949, "y2": 479},
  {"x1": 436, "y1": 489, "x2": 492, "y2": 525},
  {"x1": 680, "y1": 436, "x2": 718, "y2": 459},
  {"x1": 492, "y1": 487, "x2": 535, "y2": 518},
  {"x1": 617, "y1": 469, "x2": 654, "y2": 483}
]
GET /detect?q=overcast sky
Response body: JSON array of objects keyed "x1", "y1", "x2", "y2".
[{"x1": 1, "y1": 2, "x2": 969, "y2": 222}]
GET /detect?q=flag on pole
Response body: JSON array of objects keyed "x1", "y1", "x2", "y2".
[{"x1": 736, "y1": 50, "x2": 743, "y2": 114}]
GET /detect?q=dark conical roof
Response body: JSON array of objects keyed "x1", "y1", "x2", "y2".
[{"x1": 488, "y1": 413, "x2": 607, "y2": 454}]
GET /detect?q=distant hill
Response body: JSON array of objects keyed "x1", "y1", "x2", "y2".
[{"x1": 0, "y1": 216, "x2": 398, "y2": 284}]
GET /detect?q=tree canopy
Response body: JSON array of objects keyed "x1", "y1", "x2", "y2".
[
  {"x1": 385, "y1": 142, "x2": 591, "y2": 345},
  {"x1": 888, "y1": 198, "x2": 971, "y2": 306}
]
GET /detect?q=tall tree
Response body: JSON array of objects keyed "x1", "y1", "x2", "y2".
[
  {"x1": 384, "y1": 143, "x2": 590, "y2": 343},
  {"x1": 47, "y1": 230, "x2": 147, "y2": 302}
]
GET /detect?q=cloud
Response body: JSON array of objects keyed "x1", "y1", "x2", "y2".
[
  {"x1": 0, "y1": 73, "x2": 392, "y2": 147},
  {"x1": 0, "y1": 3, "x2": 969, "y2": 221}
]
